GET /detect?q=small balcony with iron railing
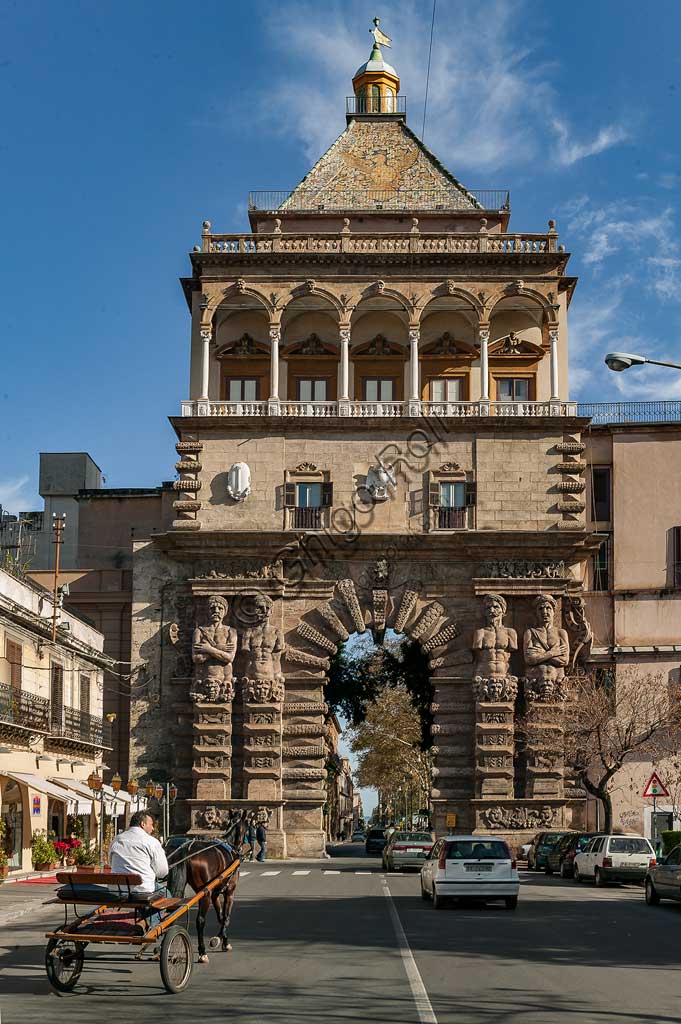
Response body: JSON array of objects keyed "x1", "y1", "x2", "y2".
[
  {"x1": 290, "y1": 507, "x2": 324, "y2": 531},
  {"x1": 0, "y1": 683, "x2": 50, "y2": 736},
  {"x1": 436, "y1": 507, "x2": 468, "y2": 530},
  {"x1": 48, "y1": 706, "x2": 111, "y2": 751}
]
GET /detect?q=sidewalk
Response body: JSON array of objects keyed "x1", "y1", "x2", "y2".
[{"x1": 0, "y1": 877, "x2": 59, "y2": 928}]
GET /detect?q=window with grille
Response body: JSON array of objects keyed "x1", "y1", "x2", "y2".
[
  {"x1": 226, "y1": 378, "x2": 259, "y2": 401},
  {"x1": 6, "y1": 639, "x2": 22, "y2": 694},
  {"x1": 592, "y1": 534, "x2": 611, "y2": 591},
  {"x1": 428, "y1": 477, "x2": 475, "y2": 530},
  {"x1": 429, "y1": 378, "x2": 462, "y2": 402},
  {"x1": 592, "y1": 467, "x2": 611, "y2": 522},
  {"x1": 363, "y1": 378, "x2": 394, "y2": 402},
  {"x1": 284, "y1": 479, "x2": 333, "y2": 530},
  {"x1": 496, "y1": 378, "x2": 530, "y2": 401}
]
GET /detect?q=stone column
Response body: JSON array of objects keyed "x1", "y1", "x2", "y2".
[
  {"x1": 408, "y1": 327, "x2": 420, "y2": 414},
  {"x1": 268, "y1": 325, "x2": 281, "y2": 412},
  {"x1": 339, "y1": 326, "x2": 350, "y2": 414},
  {"x1": 479, "y1": 327, "x2": 490, "y2": 403},
  {"x1": 549, "y1": 328, "x2": 560, "y2": 400},
  {"x1": 473, "y1": 677, "x2": 517, "y2": 799},
  {"x1": 199, "y1": 326, "x2": 212, "y2": 413}
]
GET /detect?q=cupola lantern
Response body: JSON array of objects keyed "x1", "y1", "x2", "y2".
[{"x1": 352, "y1": 17, "x2": 400, "y2": 114}]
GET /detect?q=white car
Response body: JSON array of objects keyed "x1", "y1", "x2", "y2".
[
  {"x1": 573, "y1": 833, "x2": 655, "y2": 886},
  {"x1": 420, "y1": 834, "x2": 519, "y2": 910}
]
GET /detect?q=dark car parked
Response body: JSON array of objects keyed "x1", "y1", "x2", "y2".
[
  {"x1": 527, "y1": 831, "x2": 572, "y2": 871},
  {"x1": 545, "y1": 832, "x2": 605, "y2": 878},
  {"x1": 365, "y1": 827, "x2": 388, "y2": 855}
]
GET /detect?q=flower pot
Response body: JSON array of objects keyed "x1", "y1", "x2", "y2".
[
  {"x1": 0, "y1": 865, "x2": 8, "y2": 879},
  {"x1": 34, "y1": 862, "x2": 51, "y2": 871}
]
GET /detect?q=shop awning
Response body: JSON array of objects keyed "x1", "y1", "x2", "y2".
[
  {"x1": 49, "y1": 778, "x2": 146, "y2": 816},
  {"x1": 2, "y1": 772, "x2": 88, "y2": 813}
]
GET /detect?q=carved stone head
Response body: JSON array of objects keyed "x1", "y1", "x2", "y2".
[
  {"x1": 533, "y1": 593, "x2": 556, "y2": 626},
  {"x1": 482, "y1": 593, "x2": 507, "y2": 625},
  {"x1": 208, "y1": 595, "x2": 229, "y2": 625}
]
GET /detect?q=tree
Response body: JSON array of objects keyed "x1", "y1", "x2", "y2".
[
  {"x1": 326, "y1": 636, "x2": 433, "y2": 746},
  {"x1": 348, "y1": 684, "x2": 433, "y2": 818},
  {"x1": 563, "y1": 669, "x2": 681, "y2": 832}
]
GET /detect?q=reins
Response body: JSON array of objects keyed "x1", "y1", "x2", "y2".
[{"x1": 165, "y1": 825, "x2": 243, "y2": 872}]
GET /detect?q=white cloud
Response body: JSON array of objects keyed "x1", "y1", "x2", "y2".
[
  {"x1": 258, "y1": 0, "x2": 627, "y2": 173},
  {"x1": 0, "y1": 476, "x2": 33, "y2": 515}
]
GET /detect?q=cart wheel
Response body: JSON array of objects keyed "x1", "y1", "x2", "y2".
[
  {"x1": 45, "y1": 938, "x2": 86, "y2": 993},
  {"x1": 160, "y1": 926, "x2": 193, "y2": 994},
  {"x1": 208, "y1": 936, "x2": 221, "y2": 950}
]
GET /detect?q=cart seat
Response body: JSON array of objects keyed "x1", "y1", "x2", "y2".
[{"x1": 55, "y1": 870, "x2": 156, "y2": 905}]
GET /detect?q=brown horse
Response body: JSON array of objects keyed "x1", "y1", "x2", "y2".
[{"x1": 166, "y1": 814, "x2": 246, "y2": 963}]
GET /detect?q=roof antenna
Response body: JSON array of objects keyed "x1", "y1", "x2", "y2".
[{"x1": 421, "y1": 0, "x2": 437, "y2": 141}]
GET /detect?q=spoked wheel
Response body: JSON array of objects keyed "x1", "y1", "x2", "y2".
[
  {"x1": 45, "y1": 938, "x2": 86, "y2": 993},
  {"x1": 160, "y1": 926, "x2": 193, "y2": 994}
]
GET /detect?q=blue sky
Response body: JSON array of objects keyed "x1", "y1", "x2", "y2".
[{"x1": 2, "y1": 0, "x2": 681, "y2": 513}]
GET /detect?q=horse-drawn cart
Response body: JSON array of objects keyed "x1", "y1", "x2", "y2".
[{"x1": 44, "y1": 859, "x2": 240, "y2": 994}]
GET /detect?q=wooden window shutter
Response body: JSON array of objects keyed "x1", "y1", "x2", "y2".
[
  {"x1": 674, "y1": 526, "x2": 681, "y2": 587},
  {"x1": 6, "y1": 640, "x2": 22, "y2": 693},
  {"x1": 50, "y1": 663, "x2": 64, "y2": 731},
  {"x1": 80, "y1": 673, "x2": 91, "y2": 715},
  {"x1": 465, "y1": 481, "x2": 477, "y2": 506},
  {"x1": 284, "y1": 482, "x2": 296, "y2": 507},
  {"x1": 321, "y1": 482, "x2": 333, "y2": 507},
  {"x1": 428, "y1": 476, "x2": 440, "y2": 507}
]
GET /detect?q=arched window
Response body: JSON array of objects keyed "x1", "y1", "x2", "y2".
[
  {"x1": 370, "y1": 84, "x2": 381, "y2": 112},
  {"x1": 357, "y1": 85, "x2": 367, "y2": 113},
  {"x1": 384, "y1": 88, "x2": 395, "y2": 112}
]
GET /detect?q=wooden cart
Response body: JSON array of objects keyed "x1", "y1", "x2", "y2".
[{"x1": 45, "y1": 861, "x2": 240, "y2": 994}]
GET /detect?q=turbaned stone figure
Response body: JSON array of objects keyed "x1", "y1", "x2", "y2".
[
  {"x1": 471, "y1": 593, "x2": 518, "y2": 702},
  {"x1": 240, "y1": 593, "x2": 285, "y2": 703},
  {"x1": 523, "y1": 594, "x2": 570, "y2": 700},
  {"x1": 190, "y1": 595, "x2": 237, "y2": 703}
]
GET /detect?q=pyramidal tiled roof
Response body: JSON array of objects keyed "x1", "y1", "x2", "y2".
[{"x1": 281, "y1": 118, "x2": 481, "y2": 213}]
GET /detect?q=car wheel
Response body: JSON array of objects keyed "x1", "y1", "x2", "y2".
[
  {"x1": 595, "y1": 868, "x2": 605, "y2": 888},
  {"x1": 504, "y1": 896, "x2": 518, "y2": 910},
  {"x1": 573, "y1": 865, "x2": 582, "y2": 883},
  {"x1": 432, "y1": 887, "x2": 445, "y2": 910},
  {"x1": 560, "y1": 861, "x2": 570, "y2": 879},
  {"x1": 645, "y1": 879, "x2": 660, "y2": 905}
]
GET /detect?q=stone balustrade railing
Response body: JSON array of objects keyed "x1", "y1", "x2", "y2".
[
  {"x1": 181, "y1": 399, "x2": 578, "y2": 418},
  {"x1": 200, "y1": 226, "x2": 560, "y2": 256}
]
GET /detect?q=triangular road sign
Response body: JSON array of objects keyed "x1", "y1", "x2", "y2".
[{"x1": 642, "y1": 771, "x2": 670, "y2": 798}]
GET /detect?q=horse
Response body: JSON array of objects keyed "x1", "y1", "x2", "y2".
[{"x1": 166, "y1": 813, "x2": 246, "y2": 963}]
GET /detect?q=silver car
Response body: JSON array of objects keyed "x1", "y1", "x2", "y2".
[
  {"x1": 382, "y1": 831, "x2": 434, "y2": 871},
  {"x1": 645, "y1": 844, "x2": 681, "y2": 905}
]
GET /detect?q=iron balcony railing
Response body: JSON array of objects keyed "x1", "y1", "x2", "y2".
[
  {"x1": 576, "y1": 401, "x2": 681, "y2": 424},
  {"x1": 50, "y1": 705, "x2": 110, "y2": 747},
  {"x1": 345, "y1": 94, "x2": 407, "y2": 116},
  {"x1": 248, "y1": 189, "x2": 511, "y2": 213},
  {"x1": 437, "y1": 507, "x2": 467, "y2": 530},
  {"x1": 0, "y1": 683, "x2": 50, "y2": 733},
  {"x1": 292, "y1": 507, "x2": 323, "y2": 530}
]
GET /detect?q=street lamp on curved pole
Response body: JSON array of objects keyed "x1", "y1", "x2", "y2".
[{"x1": 604, "y1": 351, "x2": 681, "y2": 372}]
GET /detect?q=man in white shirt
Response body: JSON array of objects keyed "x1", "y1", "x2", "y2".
[{"x1": 109, "y1": 810, "x2": 169, "y2": 896}]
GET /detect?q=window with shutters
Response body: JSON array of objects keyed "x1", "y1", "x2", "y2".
[
  {"x1": 5, "y1": 639, "x2": 22, "y2": 694},
  {"x1": 297, "y1": 379, "x2": 328, "y2": 402},
  {"x1": 363, "y1": 378, "x2": 395, "y2": 402},
  {"x1": 429, "y1": 377, "x2": 463, "y2": 403},
  {"x1": 50, "y1": 662, "x2": 64, "y2": 733},
  {"x1": 672, "y1": 526, "x2": 681, "y2": 588},
  {"x1": 428, "y1": 471, "x2": 475, "y2": 531},
  {"x1": 495, "y1": 377, "x2": 531, "y2": 401},
  {"x1": 226, "y1": 377, "x2": 259, "y2": 402},
  {"x1": 79, "y1": 673, "x2": 91, "y2": 716},
  {"x1": 591, "y1": 534, "x2": 611, "y2": 591},
  {"x1": 284, "y1": 469, "x2": 332, "y2": 530}
]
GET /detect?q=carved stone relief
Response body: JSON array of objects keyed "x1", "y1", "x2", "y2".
[
  {"x1": 240, "y1": 593, "x2": 285, "y2": 704},
  {"x1": 522, "y1": 594, "x2": 570, "y2": 700},
  {"x1": 190, "y1": 595, "x2": 237, "y2": 704},
  {"x1": 481, "y1": 805, "x2": 557, "y2": 830}
]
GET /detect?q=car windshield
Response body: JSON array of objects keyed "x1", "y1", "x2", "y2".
[
  {"x1": 368, "y1": 829, "x2": 385, "y2": 838},
  {"x1": 393, "y1": 832, "x2": 431, "y2": 842},
  {"x1": 609, "y1": 837, "x2": 652, "y2": 854},
  {"x1": 576, "y1": 835, "x2": 595, "y2": 850},
  {"x1": 446, "y1": 840, "x2": 510, "y2": 860},
  {"x1": 540, "y1": 833, "x2": 565, "y2": 847}
]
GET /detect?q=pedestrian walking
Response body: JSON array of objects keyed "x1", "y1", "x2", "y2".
[
  {"x1": 255, "y1": 819, "x2": 268, "y2": 862},
  {"x1": 244, "y1": 817, "x2": 257, "y2": 861}
]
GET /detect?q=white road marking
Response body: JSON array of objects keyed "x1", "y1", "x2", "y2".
[
  {"x1": 261, "y1": 870, "x2": 281, "y2": 876},
  {"x1": 382, "y1": 878, "x2": 438, "y2": 1024},
  {"x1": 240, "y1": 871, "x2": 250, "y2": 876},
  {"x1": 355, "y1": 871, "x2": 372, "y2": 875},
  {"x1": 323, "y1": 870, "x2": 341, "y2": 875},
  {"x1": 292, "y1": 870, "x2": 311, "y2": 876}
]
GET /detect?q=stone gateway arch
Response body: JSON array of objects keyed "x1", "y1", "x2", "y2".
[{"x1": 128, "y1": 31, "x2": 599, "y2": 856}]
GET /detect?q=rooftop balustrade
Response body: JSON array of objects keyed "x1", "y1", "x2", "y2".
[{"x1": 247, "y1": 188, "x2": 511, "y2": 213}]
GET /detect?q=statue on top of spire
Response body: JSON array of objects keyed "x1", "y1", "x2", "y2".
[{"x1": 370, "y1": 16, "x2": 392, "y2": 49}]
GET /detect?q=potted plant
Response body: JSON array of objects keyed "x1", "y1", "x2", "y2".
[
  {"x1": 0, "y1": 846, "x2": 8, "y2": 880},
  {"x1": 66, "y1": 839, "x2": 82, "y2": 865},
  {"x1": 73, "y1": 843, "x2": 98, "y2": 868},
  {"x1": 31, "y1": 829, "x2": 57, "y2": 871}
]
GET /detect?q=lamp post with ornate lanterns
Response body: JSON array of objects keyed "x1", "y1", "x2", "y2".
[
  {"x1": 87, "y1": 770, "x2": 105, "y2": 869},
  {"x1": 110, "y1": 772, "x2": 123, "y2": 834},
  {"x1": 156, "y1": 782, "x2": 178, "y2": 842},
  {"x1": 126, "y1": 778, "x2": 140, "y2": 818}
]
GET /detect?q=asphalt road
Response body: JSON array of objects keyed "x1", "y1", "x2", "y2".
[{"x1": 1, "y1": 842, "x2": 680, "y2": 1024}]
